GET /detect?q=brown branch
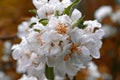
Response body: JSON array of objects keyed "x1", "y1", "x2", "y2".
[{"x1": 0, "y1": 34, "x2": 18, "y2": 41}]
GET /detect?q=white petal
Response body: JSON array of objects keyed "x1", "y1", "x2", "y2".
[
  {"x1": 37, "y1": 8, "x2": 46, "y2": 19},
  {"x1": 84, "y1": 20, "x2": 102, "y2": 32},
  {"x1": 19, "y1": 74, "x2": 38, "y2": 80},
  {"x1": 50, "y1": 46, "x2": 61, "y2": 56},
  {"x1": 65, "y1": 61, "x2": 78, "y2": 76},
  {"x1": 90, "y1": 48, "x2": 100, "y2": 59},
  {"x1": 47, "y1": 56, "x2": 56, "y2": 67},
  {"x1": 54, "y1": 61, "x2": 66, "y2": 77},
  {"x1": 71, "y1": 9, "x2": 82, "y2": 23},
  {"x1": 32, "y1": 0, "x2": 47, "y2": 9},
  {"x1": 71, "y1": 27, "x2": 83, "y2": 43},
  {"x1": 12, "y1": 45, "x2": 21, "y2": 60},
  {"x1": 95, "y1": 29, "x2": 104, "y2": 39},
  {"x1": 94, "y1": 6, "x2": 112, "y2": 21},
  {"x1": 81, "y1": 46, "x2": 90, "y2": 56}
]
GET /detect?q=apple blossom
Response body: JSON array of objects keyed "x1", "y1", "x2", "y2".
[{"x1": 12, "y1": 0, "x2": 104, "y2": 80}]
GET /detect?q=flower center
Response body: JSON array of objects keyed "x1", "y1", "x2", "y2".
[
  {"x1": 57, "y1": 23, "x2": 68, "y2": 34},
  {"x1": 64, "y1": 43, "x2": 79, "y2": 61},
  {"x1": 26, "y1": 51, "x2": 33, "y2": 58},
  {"x1": 70, "y1": 43, "x2": 78, "y2": 53},
  {"x1": 64, "y1": 54, "x2": 72, "y2": 61}
]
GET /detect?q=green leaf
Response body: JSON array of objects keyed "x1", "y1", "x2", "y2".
[
  {"x1": 55, "y1": 10, "x2": 61, "y2": 16},
  {"x1": 72, "y1": 16, "x2": 86, "y2": 29},
  {"x1": 34, "y1": 29, "x2": 40, "y2": 32},
  {"x1": 39, "y1": 18, "x2": 48, "y2": 26},
  {"x1": 28, "y1": 9, "x2": 37, "y2": 14},
  {"x1": 29, "y1": 22, "x2": 36, "y2": 28},
  {"x1": 63, "y1": 0, "x2": 81, "y2": 16},
  {"x1": 78, "y1": 24, "x2": 87, "y2": 29},
  {"x1": 45, "y1": 64, "x2": 54, "y2": 80}
]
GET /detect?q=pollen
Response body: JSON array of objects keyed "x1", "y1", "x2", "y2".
[
  {"x1": 64, "y1": 54, "x2": 72, "y2": 61},
  {"x1": 57, "y1": 23, "x2": 68, "y2": 34},
  {"x1": 71, "y1": 43, "x2": 78, "y2": 53},
  {"x1": 64, "y1": 43, "x2": 81, "y2": 61},
  {"x1": 36, "y1": 33, "x2": 43, "y2": 45},
  {"x1": 26, "y1": 51, "x2": 32, "y2": 58}
]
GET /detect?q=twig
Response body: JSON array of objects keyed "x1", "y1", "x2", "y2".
[{"x1": 0, "y1": 34, "x2": 17, "y2": 41}]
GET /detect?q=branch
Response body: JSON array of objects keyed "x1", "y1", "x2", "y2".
[{"x1": 0, "y1": 34, "x2": 17, "y2": 41}]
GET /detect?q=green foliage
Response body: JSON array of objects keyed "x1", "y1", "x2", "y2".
[
  {"x1": 63, "y1": 0, "x2": 81, "y2": 16},
  {"x1": 34, "y1": 29, "x2": 40, "y2": 32},
  {"x1": 45, "y1": 64, "x2": 54, "y2": 80},
  {"x1": 72, "y1": 16, "x2": 86, "y2": 29},
  {"x1": 29, "y1": 22, "x2": 36, "y2": 28},
  {"x1": 55, "y1": 10, "x2": 61, "y2": 16},
  {"x1": 39, "y1": 18, "x2": 48, "y2": 26},
  {"x1": 28, "y1": 9, "x2": 37, "y2": 14}
]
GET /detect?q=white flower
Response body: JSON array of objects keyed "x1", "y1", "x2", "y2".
[
  {"x1": 84, "y1": 20, "x2": 102, "y2": 33},
  {"x1": 48, "y1": 15, "x2": 72, "y2": 32},
  {"x1": 70, "y1": 25, "x2": 104, "y2": 59},
  {"x1": 32, "y1": 0, "x2": 48, "y2": 9},
  {"x1": 111, "y1": 10, "x2": 120, "y2": 23},
  {"x1": 2, "y1": 41, "x2": 12, "y2": 61},
  {"x1": 83, "y1": 29, "x2": 104, "y2": 59},
  {"x1": 71, "y1": 9, "x2": 82, "y2": 23},
  {"x1": 53, "y1": 53, "x2": 92, "y2": 79},
  {"x1": 0, "y1": 71, "x2": 11, "y2": 80},
  {"x1": 3, "y1": 41, "x2": 12, "y2": 54},
  {"x1": 94, "y1": 6, "x2": 112, "y2": 21},
  {"x1": 13, "y1": 17, "x2": 104, "y2": 80},
  {"x1": 33, "y1": 0, "x2": 71, "y2": 10},
  {"x1": 12, "y1": 0, "x2": 104, "y2": 79},
  {"x1": 12, "y1": 36, "x2": 46, "y2": 77},
  {"x1": 37, "y1": 4, "x2": 55, "y2": 19},
  {"x1": 17, "y1": 21, "x2": 29, "y2": 38},
  {"x1": 37, "y1": 0, "x2": 71, "y2": 19},
  {"x1": 102, "y1": 25, "x2": 117, "y2": 38},
  {"x1": 87, "y1": 62, "x2": 101, "y2": 80},
  {"x1": 19, "y1": 75, "x2": 38, "y2": 80},
  {"x1": 17, "y1": 17, "x2": 39, "y2": 38},
  {"x1": 12, "y1": 37, "x2": 28, "y2": 60}
]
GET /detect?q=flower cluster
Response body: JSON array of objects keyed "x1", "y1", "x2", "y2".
[
  {"x1": 12, "y1": 0, "x2": 104, "y2": 80},
  {"x1": 94, "y1": 6, "x2": 119, "y2": 38},
  {"x1": 94, "y1": 5, "x2": 120, "y2": 24},
  {"x1": 94, "y1": 6, "x2": 112, "y2": 21}
]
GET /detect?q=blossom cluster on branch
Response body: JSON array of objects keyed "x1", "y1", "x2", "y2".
[{"x1": 12, "y1": 0, "x2": 104, "y2": 80}]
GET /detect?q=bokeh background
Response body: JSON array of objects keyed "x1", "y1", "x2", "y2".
[{"x1": 0, "y1": 0, "x2": 120, "y2": 80}]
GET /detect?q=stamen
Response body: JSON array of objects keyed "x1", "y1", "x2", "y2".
[
  {"x1": 64, "y1": 54, "x2": 71, "y2": 61},
  {"x1": 64, "y1": 43, "x2": 80, "y2": 61},
  {"x1": 57, "y1": 23, "x2": 68, "y2": 34},
  {"x1": 71, "y1": 43, "x2": 78, "y2": 53}
]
